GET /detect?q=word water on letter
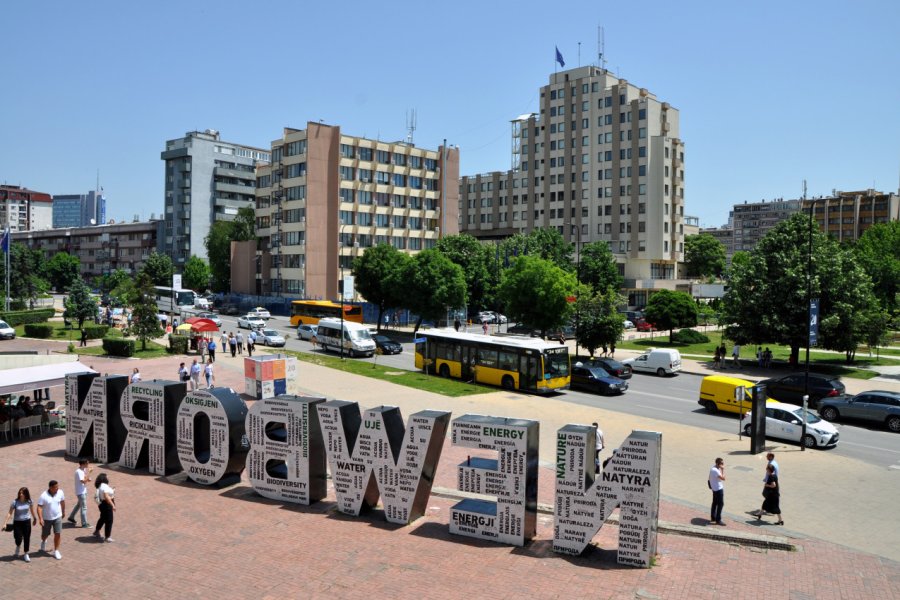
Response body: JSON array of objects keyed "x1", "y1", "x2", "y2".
[
  {"x1": 176, "y1": 388, "x2": 249, "y2": 487},
  {"x1": 450, "y1": 414, "x2": 539, "y2": 546},
  {"x1": 246, "y1": 396, "x2": 328, "y2": 505},
  {"x1": 318, "y1": 401, "x2": 450, "y2": 524},
  {"x1": 66, "y1": 373, "x2": 128, "y2": 463},
  {"x1": 553, "y1": 427, "x2": 662, "y2": 567}
]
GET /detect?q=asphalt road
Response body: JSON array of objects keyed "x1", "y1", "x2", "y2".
[{"x1": 221, "y1": 314, "x2": 900, "y2": 470}]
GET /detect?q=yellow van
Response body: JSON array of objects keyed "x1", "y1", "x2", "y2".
[{"x1": 698, "y1": 375, "x2": 755, "y2": 414}]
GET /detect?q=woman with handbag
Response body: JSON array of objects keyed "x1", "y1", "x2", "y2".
[
  {"x1": 3, "y1": 487, "x2": 38, "y2": 562},
  {"x1": 92, "y1": 473, "x2": 116, "y2": 543},
  {"x1": 757, "y1": 464, "x2": 783, "y2": 525}
]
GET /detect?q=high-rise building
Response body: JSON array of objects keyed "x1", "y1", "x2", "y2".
[
  {"x1": 459, "y1": 66, "x2": 686, "y2": 307},
  {"x1": 249, "y1": 122, "x2": 459, "y2": 299},
  {"x1": 161, "y1": 130, "x2": 270, "y2": 267},
  {"x1": 52, "y1": 190, "x2": 106, "y2": 228},
  {"x1": 0, "y1": 185, "x2": 52, "y2": 232}
]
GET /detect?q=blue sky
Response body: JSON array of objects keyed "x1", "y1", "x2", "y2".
[{"x1": 2, "y1": 0, "x2": 898, "y2": 228}]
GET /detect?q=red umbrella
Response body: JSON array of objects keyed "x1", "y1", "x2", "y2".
[{"x1": 187, "y1": 318, "x2": 219, "y2": 333}]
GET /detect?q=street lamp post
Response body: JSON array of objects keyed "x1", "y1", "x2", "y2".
[
  {"x1": 803, "y1": 197, "x2": 816, "y2": 451},
  {"x1": 339, "y1": 221, "x2": 345, "y2": 360},
  {"x1": 571, "y1": 224, "x2": 582, "y2": 358}
]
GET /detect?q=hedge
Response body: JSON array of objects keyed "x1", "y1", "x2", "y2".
[
  {"x1": 82, "y1": 324, "x2": 110, "y2": 340},
  {"x1": 102, "y1": 337, "x2": 135, "y2": 357},
  {"x1": 673, "y1": 328, "x2": 710, "y2": 344},
  {"x1": 0, "y1": 308, "x2": 55, "y2": 326},
  {"x1": 168, "y1": 334, "x2": 189, "y2": 355},
  {"x1": 23, "y1": 323, "x2": 54, "y2": 338}
]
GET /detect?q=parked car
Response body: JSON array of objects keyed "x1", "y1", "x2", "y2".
[
  {"x1": 196, "y1": 312, "x2": 223, "y2": 327},
  {"x1": 258, "y1": 328, "x2": 285, "y2": 347},
  {"x1": 217, "y1": 304, "x2": 240, "y2": 316},
  {"x1": 571, "y1": 363, "x2": 628, "y2": 395},
  {"x1": 0, "y1": 320, "x2": 15, "y2": 340},
  {"x1": 622, "y1": 349, "x2": 682, "y2": 376},
  {"x1": 194, "y1": 296, "x2": 211, "y2": 310},
  {"x1": 698, "y1": 375, "x2": 756, "y2": 414},
  {"x1": 758, "y1": 373, "x2": 845, "y2": 409},
  {"x1": 818, "y1": 391, "x2": 900, "y2": 433},
  {"x1": 297, "y1": 324, "x2": 318, "y2": 341},
  {"x1": 623, "y1": 320, "x2": 635, "y2": 329},
  {"x1": 584, "y1": 357, "x2": 632, "y2": 379},
  {"x1": 247, "y1": 306, "x2": 271, "y2": 319},
  {"x1": 238, "y1": 315, "x2": 266, "y2": 330},
  {"x1": 507, "y1": 324, "x2": 538, "y2": 336},
  {"x1": 372, "y1": 334, "x2": 403, "y2": 355},
  {"x1": 635, "y1": 319, "x2": 656, "y2": 332},
  {"x1": 740, "y1": 401, "x2": 839, "y2": 449}
]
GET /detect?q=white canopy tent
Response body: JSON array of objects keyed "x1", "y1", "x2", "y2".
[{"x1": 0, "y1": 362, "x2": 96, "y2": 396}]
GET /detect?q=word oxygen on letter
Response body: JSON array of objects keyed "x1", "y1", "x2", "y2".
[
  {"x1": 553, "y1": 426, "x2": 662, "y2": 567},
  {"x1": 176, "y1": 388, "x2": 250, "y2": 487},
  {"x1": 317, "y1": 401, "x2": 451, "y2": 524},
  {"x1": 449, "y1": 414, "x2": 539, "y2": 546}
]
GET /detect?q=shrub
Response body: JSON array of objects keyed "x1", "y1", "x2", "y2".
[
  {"x1": 102, "y1": 337, "x2": 135, "y2": 357},
  {"x1": 168, "y1": 334, "x2": 189, "y2": 355},
  {"x1": 24, "y1": 323, "x2": 53, "y2": 338},
  {"x1": 82, "y1": 324, "x2": 109, "y2": 340},
  {"x1": 673, "y1": 329, "x2": 710, "y2": 344},
  {"x1": 0, "y1": 308, "x2": 55, "y2": 326}
]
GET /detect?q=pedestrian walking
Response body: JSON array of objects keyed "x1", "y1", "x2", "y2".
[
  {"x1": 713, "y1": 346, "x2": 721, "y2": 369},
  {"x1": 732, "y1": 343, "x2": 741, "y2": 368},
  {"x1": 592, "y1": 422, "x2": 605, "y2": 473},
  {"x1": 207, "y1": 338, "x2": 217, "y2": 363},
  {"x1": 92, "y1": 473, "x2": 116, "y2": 543},
  {"x1": 757, "y1": 346, "x2": 763, "y2": 367},
  {"x1": 178, "y1": 362, "x2": 190, "y2": 386},
  {"x1": 247, "y1": 330, "x2": 255, "y2": 357},
  {"x1": 37, "y1": 480, "x2": 66, "y2": 559},
  {"x1": 236, "y1": 331, "x2": 244, "y2": 355},
  {"x1": 482, "y1": 321, "x2": 489, "y2": 335},
  {"x1": 130, "y1": 368, "x2": 141, "y2": 384},
  {"x1": 757, "y1": 464, "x2": 783, "y2": 525},
  {"x1": 199, "y1": 337, "x2": 208, "y2": 363},
  {"x1": 764, "y1": 347, "x2": 772, "y2": 368},
  {"x1": 718, "y1": 343, "x2": 727, "y2": 369},
  {"x1": 609, "y1": 342, "x2": 616, "y2": 357},
  {"x1": 454, "y1": 319, "x2": 461, "y2": 332},
  {"x1": 66, "y1": 459, "x2": 92, "y2": 528},
  {"x1": 3, "y1": 487, "x2": 37, "y2": 563},
  {"x1": 204, "y1": 362, "x2": 215, "y2": 389},
  {"x1": 229, "y1": 333, "x2": 237, "y2": 357},
  {"x1": 708, "y1": 457, "x2": 726, "y2": 526},
  {"x1": 190, "y1": 359, "x2": 202, "y2": 391},
  {"x1": 80, "y1": 328, "x2": 88, "y2": 347}
]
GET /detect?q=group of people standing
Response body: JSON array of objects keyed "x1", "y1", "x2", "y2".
[
  {"x1": 708, "y1": 452, "x2": 782, "y2": 527},
  {"x1": 180, "y1": 360, "x2": 214, "y2": 390},
  {"x1": 713, "y1": 343, "x2": 774, "y2": 370},
  {"x1": 3, "y1": 459, "x2": 117, "y2": 563}
]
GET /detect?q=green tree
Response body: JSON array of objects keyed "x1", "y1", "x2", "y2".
[
  {"x1": 642, "y1": 290, "x2": 698, "y2": 343},
  {"x1": 435, "y1": 234, "x2": 492, "y2": 312},
  {"x1": 63, "y1": 279, "x2": 97, "y2": 329},
  {"x1": 183, "y1": 255, "x2": 211, "y2": 292},
  {"x1": 575, "y1": 286, "x2": 625, "y2": 357},
  {"x1": 204, "y1": 207, "x2": 256, "y2": 293},
  {"x1": 131, "y1": 272, "x2": 163, "y2": 350},
  {"x1": 500, "y1": 228, "x2": 573, "y2": 272},
  {"x1": 684, "y1": 234, "x2": 726, "y2": 279},
  {"x1": 5, "y1": 242, "x2": 48, "y2": 304},
  {"x1": 141, "y1": 251, "x2": 174, "y2": 286},
  {"x1": 45, "y1": 251, "x2": 81, "y2": 292},
  {"x1": 352, "y1": 244, "x2": 411, "y2": 332},
  {"x1": 231, "y1": 206, "x2": 257, "y2": 242},
  {"x1": 578, "y1": 241, "x2": 623, "y2": 293},
  {"x1": 402, "y1": 249, "x2": 466, "y2": 333},
  {"x1": 855, "y1": 221, "x2": 900, "y2": 318},
  {"x1": 498, "y1": 255, "x2": 576, "y2": 336}
]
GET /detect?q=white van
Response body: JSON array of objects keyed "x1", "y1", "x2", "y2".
[
  {"x1": 315, "y1": 318, "x2": 376, "y2": 358},
  {"x1": 622, "y1": 348, "x2": 682, "y2": 376}
]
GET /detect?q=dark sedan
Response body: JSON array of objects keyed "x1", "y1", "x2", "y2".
[
  {"x1": 584, "y1": 357, "x2": 633, "y2": 380},
  {"x1": 372, "y1": 334, "x2": 403, "y2": 355},
  {"x1": 819, "y1": 391, "x2": 900, "y2": 433},
  {"x1": 759, "y1": 373, "x2": 845, "y2": 409},
  {"x1": 570, "y1": 364, "x2": 628, "y2": 396}
]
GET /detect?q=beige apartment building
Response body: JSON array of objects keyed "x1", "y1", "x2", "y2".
[
  {"x1": 459, "y1": 66, "x2": 686, "y2": 307},
  {"x1": 251, "y1": 122, "x2": 459, "y2": 299}
]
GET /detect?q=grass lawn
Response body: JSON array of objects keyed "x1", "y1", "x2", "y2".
[
  {"x1": 282, "y1": 350, "x2": 494, "y2": 398},
  {"x1": 15, "y1": 320, "x2": 169, "y2": 359},
  {"x1": 75, "y1": 339, "x2": 169, "y2": 359}
]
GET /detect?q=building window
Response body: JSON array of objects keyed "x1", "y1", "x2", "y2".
[{"x1": 340, "y1": 144, "x2": 355, "y2": 158}]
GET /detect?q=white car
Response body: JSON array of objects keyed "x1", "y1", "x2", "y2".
[
  {"x1": 197, "y1": 312, "x2": 223, "y2": 327},
  {"x1": 194, "y1": 297, "x2": 211, "y2": 310},
  {"x1": 740, "y1": 401, "x2": 839, "y2": 449},
  {"x1": 238, "y1": 315, "x2": 266, "y2": 330},
  {"x1": 623, "y1": 320, "x2": 635, "y2": 329},
  {"x1": 0, "y1": 320, "x2": 15, "y2": 340},
  {"x1": 247, "y1": 307, "x2": 271, "y2": 319},
  {"x1": 297, "y1": 324, "x2": 318, "y2": 340},
  {"x1": 259, "y1": 328, "x2": 285, "y2": 347}
]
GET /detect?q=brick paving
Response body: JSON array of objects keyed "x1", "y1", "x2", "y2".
[{"x1": 1, "y1": 339, "x2": 899, "y2": 598}]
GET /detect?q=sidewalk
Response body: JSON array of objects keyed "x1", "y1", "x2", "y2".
[{"x1": 2, "y1": 337, "x2": 899, "y2": 598}]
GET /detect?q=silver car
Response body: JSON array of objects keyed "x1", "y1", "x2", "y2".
[
  {"x1": 297, "y1": 324, "x2": 318, "y2": 341},
  {"x1": 238, "y1": 315, "x2": 266, "y2": 330},
  {"x1": 259, "y1": 328, "x2": 285, "y2": 347}
]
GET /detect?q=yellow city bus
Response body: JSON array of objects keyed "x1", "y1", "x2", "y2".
[
  {"x1": 414, "y1": 329, "x2": 570, "y2": 393},
  {"x1": 290, "y1": 300, "x2": 364, "y2": 327}
]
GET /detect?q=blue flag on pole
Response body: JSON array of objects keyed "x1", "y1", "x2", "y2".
[
  {"x1": 555, "y1": 46, "x2": 565, "y2": 68},
  {"x1": 0, "y1": 229, "x2": 9, "y2": 254}
]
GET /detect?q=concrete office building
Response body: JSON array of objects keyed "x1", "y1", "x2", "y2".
[
  {"x1": 52, "y1": 190, "x2": 106, "y2": 228},
  {"x1": 250, "y1": 122, "x2": 459, "y2": 299},
  {"x1": 161, "y1": 130, "x2": 270, "y2": 267},
  {"x1": 459, "y1": 66, "x2": 686, "y2": 307},
  {"x1": 19, "y1": 220, "x2": 165, "y2": 281},
  {"x1": 1, "y1": 185, "x2": 53, "y2": 233}
]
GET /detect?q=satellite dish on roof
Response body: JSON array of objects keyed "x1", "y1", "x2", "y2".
[{"x1": 90, "y1": 219, "x2": 96, "y2": 225}]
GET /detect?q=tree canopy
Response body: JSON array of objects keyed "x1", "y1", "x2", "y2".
[
  {"x1": 500, "y1": 229, "x2": 573, "y2": 272},
  {"x1": 205, "y1": 206, "x2": 256, "y2": 292},
  {"x1": 141, "y1": 251, "x2": 174, "y2": 287},
  {"x1": 352, "y1": 244, "x2": 411, "y2": 332},
  {"x1": 183, "y1": 255, "x2": 211, "y2": 292},
  {"x1": 855, "y1": 221, "x2": 900, "y2": 320},
  {"x1": 642, "y1": 290, "x2": 698, "y2": 342},
  {"x1": 131, "y1": 272, "x2": 163, "y2": 350},
  {"x1": 401, "y1": 249, "x2": 466, "y2": 333},
  {"x1": 2, "y1": 242, "x2": 48, "y2": 304},
  {"x1": 46, "y1": 252, "x2": 81, "y2": 292},
  {"x1": 63, "y1": 279, "x2": 97, "y2": 329},
  {"x1": 684, "y1": 233, "x2": 726, "y2": 279},
  {"x1": 498, "y1": 255, "x2": 576, "y2": 335},
  {"x1": 435, "y1": 234, "x2": 493, "y2": 312},
  {"x1": 578, "y1": 241, "x2": 622, "y2": 293},
  {"x1": 575, "y1": 286, "x2": 625, "y2": 357}
]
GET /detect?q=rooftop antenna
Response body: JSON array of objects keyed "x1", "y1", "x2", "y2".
[
  {"x1": 578, "y1": 42, "x2": 581, "y2": 67},
  {"x1": 406, "y1": 109, "x2": 417, "y2": 145},
  {"x1": 597, "y1": 25, "x2": 606, "y2": 70}
]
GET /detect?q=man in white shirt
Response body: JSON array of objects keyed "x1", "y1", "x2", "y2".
[
  {"x1": 592, "y1": 422, "x2": 605, "y2": 473},
  {"x1": 190, "y1": 359, "x2": 202, "y2": 391},
  {"x1": 67, "y1": 459, "x2": 92, "y2": 528},
  {"x1": 709, "y1": 458, "x2": 726, "y2": 526},
  {"x1": 38, "y1": 480, "x2": 66, "y2": 559}
]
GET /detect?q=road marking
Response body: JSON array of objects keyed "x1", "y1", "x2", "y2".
[
  {"x1": 628, "y1": 389, "x2": 698, "y2": 404},
  {"x1": 839, "y1": 441, "x2": 900, "y2": 455},
  {"x1": 632, "y1": 404, "x2": 681, "y2": 414}
]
